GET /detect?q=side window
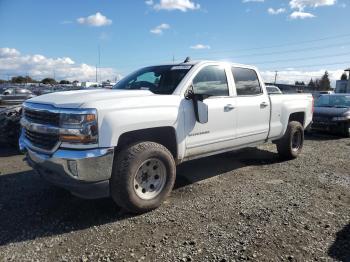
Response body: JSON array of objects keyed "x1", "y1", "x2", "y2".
[
  {"x1": 193, "y1": 65, "x2": 229, "y2": 97},
  {"x1": 232, "y1": 67, "x2": 262, "y2": 96}
]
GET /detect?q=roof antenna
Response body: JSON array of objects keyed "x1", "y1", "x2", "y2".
[{"x1": 184, "y1": 56, "x2": 191, "y2": 63}]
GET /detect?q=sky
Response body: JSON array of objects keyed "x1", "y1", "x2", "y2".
[{"x1": 0, "y1": 0, "x2": 349, "y2": 85}]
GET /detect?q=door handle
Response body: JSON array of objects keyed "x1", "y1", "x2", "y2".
[
  {"x1": 260, "y1": 102, "x2": 269, "y2": 108},
  {"x1": 224, "y1": 104, "x2": 235, "y2": 111}
]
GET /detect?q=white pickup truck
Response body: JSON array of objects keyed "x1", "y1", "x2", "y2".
[{"x1": 20, "y1": 60, "x2": 313, "y2": 213}]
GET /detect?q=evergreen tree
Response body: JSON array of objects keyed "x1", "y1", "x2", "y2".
[
  {"x1": 341, "y1": 72, "x2": 348, "y2": 81},
  {"x1": 318, "y1": 71, "x2": 331, "y2": 91},
  {"x1": 308, "y1": 78, "x2": 316, "y2": 89},
  {"x1": 315, "y1": 79, "x2": 321, "y2": 91}
]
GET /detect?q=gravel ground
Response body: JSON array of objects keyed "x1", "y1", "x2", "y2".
[{"x1": 0, "y1": 133, "x2": 349, "y2": 262}]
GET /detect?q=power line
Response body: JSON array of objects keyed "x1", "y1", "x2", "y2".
[
  {"x1": 189, "y1": 33, "x2": 350, "y2": 55},
  {"x1": 115, "y1": 41, "x2": 350, "y2": 70},
  {"x1": 194, "y1": 42, "x2": 350, "y2": 60},
  {"x1": 261, "y1": 61, "x2": 350, "y2": 71},
  {"x1": 109, "y1": 33, "x2": 350, "y2": 70},
  {"x1": 251, "y1": 51, "x2": 350, "y2": 65}
]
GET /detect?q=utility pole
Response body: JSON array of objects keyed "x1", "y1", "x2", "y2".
[
  {"x1": 98, "y1": 45, "x2": 101, "y2": 83},
  {"x1": 274, "y1": 71, "x2": 278, "y2": 84},
  {"x1": 95, "y1": 65, "x2": 98, "y2": 82},
  {"x1": 172, "y1": 54, "x2": 175, "y2": 63}
]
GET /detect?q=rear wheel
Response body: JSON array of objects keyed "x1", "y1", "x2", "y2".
[
  {"x1": 276, "y1": 121, "x2": 304, "y2": 160},
  {"x1": 110, "y1": 142, "x2": 176, "y2": 214}
]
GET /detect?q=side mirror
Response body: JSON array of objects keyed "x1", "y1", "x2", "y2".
[{"x1": 185, "y1": 84, "x2": 208, "y2": 124}]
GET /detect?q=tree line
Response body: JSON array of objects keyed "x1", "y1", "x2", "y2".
[
  {"x1": 294, "y1": 71, "x2": 349, "y2": 91},
  {"x1": 0, "y1": 76, "x2": 78, "y2": 85}
]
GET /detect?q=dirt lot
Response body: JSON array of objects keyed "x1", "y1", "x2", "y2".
[{"x1": 0, "y1": 133, "x2": 349, "y2": 262}]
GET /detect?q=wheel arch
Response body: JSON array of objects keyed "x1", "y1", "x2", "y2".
[
  {"x1": 288, "y1": 112, "x2": 305, "y2": 126},
  {"x1": 116, "y1": 127, "x2": 178, "y2": 160}
]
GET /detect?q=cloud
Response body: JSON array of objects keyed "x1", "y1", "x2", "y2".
[
  {"x1": 290, "y1": 10, "x2": 316, "y2": 18},
  {"x1": 268, "y1": 8, "x2": 286, "y2": 14},
  {"x1": 0, "y1": 48, "x2": 21, "y2": 58},
  {"x1": 0, "y1": 47, "x2": 118, "y2": 81},
  {"x1": 242, "y1": 0, "x2": 264, "y2": 3},
  {"x1": 150, "y1": 23, "x2": 170, "y2": 35},
  {"x1": 190, "y1": 44, "x2": 211, "y2": 50},
  {"x1": 145, "y1": 0, "x2": 154, "y2": 5},
  {"x1": 289, "y1": 0, "x2": 336, "y2": 10},
  {"x1": 77, "y1": 12, "x2": 112, "y2": 27},
  {"x1": 261, "y1": 69, "x2": 344, "y2": 86},
  {"x1": 153, "y1": 0, "x2": 200, "y2": 12}
]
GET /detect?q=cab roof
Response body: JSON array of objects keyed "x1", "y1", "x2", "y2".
[{"x1": 151, "y1": 60, "x2": 258, "y2": 70}]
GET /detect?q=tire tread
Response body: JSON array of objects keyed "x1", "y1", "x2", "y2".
[{"x1": 110, "y1": 142, "x2": 176, "y2": 213}]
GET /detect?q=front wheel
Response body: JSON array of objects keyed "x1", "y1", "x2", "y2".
[
  {"x1": 110, "y1": 142, "x2": 176, "y2": 214},
  {"x1": 276, "y1": 121, "x2": 304, "y2": 160}
]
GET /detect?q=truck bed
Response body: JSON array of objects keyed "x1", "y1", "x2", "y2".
[{"x1": 268, "y1": 93, "x2": 313, "y2": 140}]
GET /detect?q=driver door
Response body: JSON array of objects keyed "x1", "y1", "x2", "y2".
[{"x1": 184, "y1": 65, "x2": 237, "y2": 158}]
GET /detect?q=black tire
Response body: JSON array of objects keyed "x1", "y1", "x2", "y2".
[
  {"x1": 276, "y1": 121, "x2": 304, "y2": 160},
  {"x1": 110, "y1": 142, "x2": 176, "y2": 214}
]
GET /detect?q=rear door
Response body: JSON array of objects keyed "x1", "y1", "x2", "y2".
[
  {"x1": 184, "y1": 64, "x2": 237, "y2": 157},
  {"x1": 231, "y1": 67, "x2": 270, "y2": 145}
]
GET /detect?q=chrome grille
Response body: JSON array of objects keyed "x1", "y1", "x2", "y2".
[
  {"x1": 25, "y1": 129, "x2": 59, "y2": 151},
  {"x1": 24, "y1": 108, "x2": 60, "y2": 126}
]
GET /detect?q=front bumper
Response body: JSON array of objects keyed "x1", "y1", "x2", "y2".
[{"x1": 20, "y1": 135, "x2": 114, "y2": 199}]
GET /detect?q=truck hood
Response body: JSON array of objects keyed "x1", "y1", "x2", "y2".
[
  {"x1": 27, "y1": 89, "x2": 154, "y2": 108},
  {"x1": 314, "y1": 106, "x2": 350, "y2": 117}
]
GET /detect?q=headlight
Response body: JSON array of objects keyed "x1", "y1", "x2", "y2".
[
  {"x1": 59, "y1": 112, "x2": 98, "y2": 144},
  {"x1": 60, "y1": 113, "x2": 96, "y2": 128},
  {"x1": 332, "y1": 116, "x2": 350, "y2": 121}
]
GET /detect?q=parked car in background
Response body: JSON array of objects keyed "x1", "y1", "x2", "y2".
[
  {"x1": 0, "y1": 105, "x2": 22, "y2": 148},
  {"x1": 312, "y1": 90, "x2": 335, "y2": 101},
  {"x1": 266, "y1": 85, "x2": 282, "y2": 95},
  {"x1": 312, "y1": 94, "x2": 350, "y2": 137},
  {"x1": 0, "y1": 87, "x2": 35, "y2": 106}
]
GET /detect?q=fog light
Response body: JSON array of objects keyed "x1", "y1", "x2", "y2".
[{"x1": 67, "y1": 160, "x2": 78, "y2": 177}]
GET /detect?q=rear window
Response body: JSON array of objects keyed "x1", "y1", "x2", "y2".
[{"x1": 232, "y1": 67, "x2": 262, "y2": 96}]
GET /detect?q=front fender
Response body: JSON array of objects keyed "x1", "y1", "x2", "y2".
[{"x1": 98, "y1": 106, "x2": 181, "y2": 148}]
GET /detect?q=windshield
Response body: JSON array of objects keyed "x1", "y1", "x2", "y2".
[
  {"x1": 315, "y1": 95, "x2": 350, "y2": 108},
  {"x1": 113, "y1": 65, "x2": 192, "y2": 95}
]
